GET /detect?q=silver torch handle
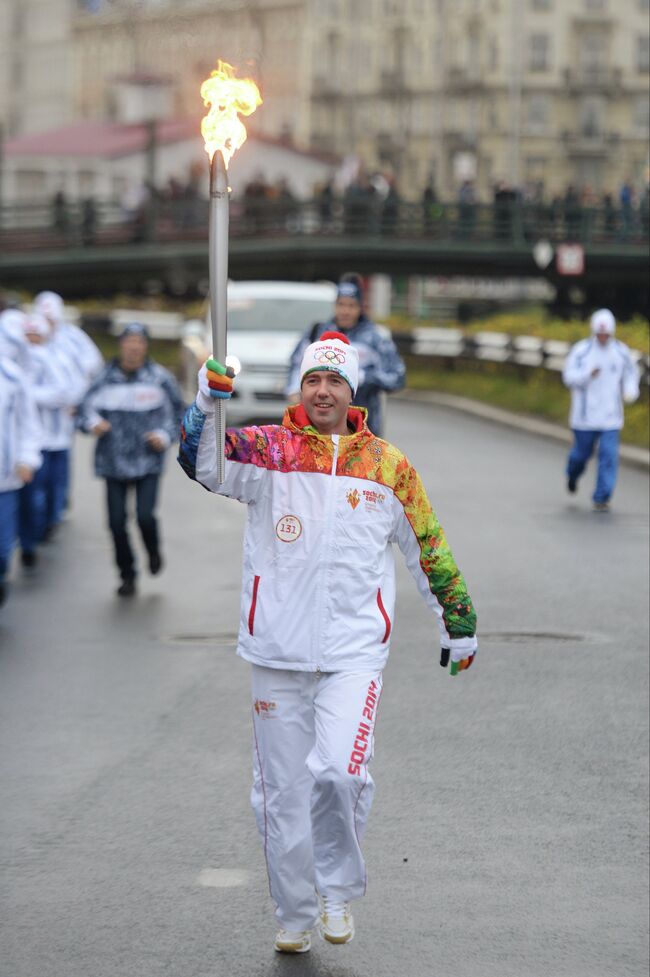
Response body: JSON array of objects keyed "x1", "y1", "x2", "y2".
[{"x1": 208, "y1": 150, "x2": 229, "y2": 485}]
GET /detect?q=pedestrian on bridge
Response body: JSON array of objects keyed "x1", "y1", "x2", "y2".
[
  {"x1": 179, "y1": 330, "x2": 477, "y2": 955},
  {"x1": 563, "y1": 308, "x2": 640, "y2": 511},
  {"x1": 77, "y1": 323, "x2": 185, "y2": 597},
  {"x1": 286, "y1": 276, "x2": 405, "y2": 437}
]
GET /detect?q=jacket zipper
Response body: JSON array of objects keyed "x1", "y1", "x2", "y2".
[{"x1": 313, "y1": 435, "x2": 340, "y2": 671}]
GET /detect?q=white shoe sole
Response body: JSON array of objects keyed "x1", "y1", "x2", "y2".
[
  {"x1": 274, "y1": 937, "x2": 311, "y2": 953},
  {"x1": 318, "y1": 922, "x2": 355, "y2": 945}
]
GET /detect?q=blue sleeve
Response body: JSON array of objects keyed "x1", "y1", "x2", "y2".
[
  {"x1": 159, "y1": 369, "x2": 187, "y2": 442},
  {"x1": 361, "y1": 331, "x2": 406, "y2": 393},
  {"x1": 178, "y1": 402, "x2": 206, "y2": 481}
]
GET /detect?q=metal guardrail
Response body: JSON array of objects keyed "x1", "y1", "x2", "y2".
[
  {"x1": 2, "y1": 197, "x2": 649, "y2": 250},
  {"x1": 394, "y1": 328, "x2": 650, "y2": 386}
]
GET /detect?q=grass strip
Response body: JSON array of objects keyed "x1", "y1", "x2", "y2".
[{"x1": 406, "y1": 358, "x2": 649, "y2": 449}]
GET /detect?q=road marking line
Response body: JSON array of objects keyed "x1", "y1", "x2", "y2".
[{"x1": 196, "y1": 868, "x2": 251, "y2": 888}]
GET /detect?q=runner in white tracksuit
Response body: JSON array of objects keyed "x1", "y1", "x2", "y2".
[
  {"x1": 33, "y1": 291, "x2": 103, "y2": 384},
  {"x1": 0, "y1": 347, "x2": 42, "y2": 606},
  {"x1": 178, "y1": 331, "x2": 477, "y2": 953},
  {"x1": 562, "y1": 308, "x2": 640, "y2": 508},
  {"x1": 18, "y1": 314, "x2": 86, "y2": 563},
  {"x1": 32, "y1": 291, "x2": 103, "y2": 535}
]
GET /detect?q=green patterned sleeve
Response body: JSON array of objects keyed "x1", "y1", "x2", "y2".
[{"x1": 392, "y1": 457, "x2": 477, "y2": 643}]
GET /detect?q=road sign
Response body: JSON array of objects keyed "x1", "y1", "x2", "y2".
[{"x1": 556, "y1": 243, "x2": 585, "y2": 276}]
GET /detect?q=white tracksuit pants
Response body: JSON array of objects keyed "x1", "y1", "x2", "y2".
[{"x1": 250, "y1": 665, "x2": 384, "y2": 931}]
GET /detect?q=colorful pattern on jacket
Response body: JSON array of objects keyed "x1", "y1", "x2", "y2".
[{"x1": 179, "y1": 402, "x2": 476, "y2": 647}]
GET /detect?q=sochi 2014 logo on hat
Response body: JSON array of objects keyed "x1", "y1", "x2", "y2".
[{"x1": 315, "y1": 345, "x2": 346, "y2": 365}]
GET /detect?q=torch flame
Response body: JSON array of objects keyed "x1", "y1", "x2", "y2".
[{"x1": 200, "y1": 60, "x2": 262, "y2": 167}]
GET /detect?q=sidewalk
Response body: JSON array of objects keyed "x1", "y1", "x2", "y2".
[{"x1": 397, "y1": 389, "x2": 650, "y2": 471}]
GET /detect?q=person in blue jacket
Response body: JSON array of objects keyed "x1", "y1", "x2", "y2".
[
  {"x1": 286, "y1": 277, "x2": 405, "y2": 437},
  {"x1": 77, "y1": 323, "x2": 185, "y2": 596}
]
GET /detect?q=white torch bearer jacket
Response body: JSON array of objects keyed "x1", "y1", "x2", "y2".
[
  {"x1": 0, "y1": 358, "x2": 42, "y2": 493},
  {"x1": 563, "y1": 336, "x2": 640, "y2": 431},
  {"x1": 179, "y1": 393, "x2": 477, "y2": 673}
]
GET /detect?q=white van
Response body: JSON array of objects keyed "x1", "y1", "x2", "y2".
[{"x1": 201, "y1": 280, "x2": 337, "y2": 424}]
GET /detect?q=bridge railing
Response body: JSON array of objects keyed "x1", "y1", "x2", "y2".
[{"x1": 1, "y1": 197, "x2": 648, "y2": 251}]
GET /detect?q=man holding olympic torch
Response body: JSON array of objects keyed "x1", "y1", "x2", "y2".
[{"x1": 179, "y1": 330, "x2": 477, "y2": 954}]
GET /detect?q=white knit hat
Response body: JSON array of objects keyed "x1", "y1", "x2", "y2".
[
  {"x1": 299, "y1": 331, "x2": 359, "y2": 395},
  {"x1": 590, "y1": 308, "x2": 616, "y2": 335},
  {"x1": 0, "y1": 310, "x2": 30, "y2": 369},
  {"x1": 34, "y1": 291, "x2": 65, "y2": 324}
]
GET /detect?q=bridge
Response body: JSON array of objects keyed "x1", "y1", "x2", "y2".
[{"x1": 1, "y1": 198, "x2": 648, "y2": 314}]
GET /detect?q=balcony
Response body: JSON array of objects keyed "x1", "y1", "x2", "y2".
[
  {"x1": 561, "y1": 129, "x2": 620, "y2": 155},
  {"x1": 379, "y1": 70, "x2": 411, "y2": 96},
  {"x1": 563, "y1": 67, "x2": 622, "y2": 93},
  {"x1": 441, "y1": 128, "x2": 478, "y2": 150},
  {"x1": 572, "y1": 11, "x2": 614, "y2": 26},
  {"x1": 312, "y1": 75, "x2": 344, "y2": 99},
  {"x1": 446, "y1": 66, "x2": 483, "y2": 93}
]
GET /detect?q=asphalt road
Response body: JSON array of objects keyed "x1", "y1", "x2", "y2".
[{"x1": 1, "y1": 401, "x2": 648, "y2": 977}]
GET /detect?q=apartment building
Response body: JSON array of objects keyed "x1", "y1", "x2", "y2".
[
  {"x1": 308, "y1": 0, "x2": 650, "y2": 198},
  {"x1": 71, "y1": 0, "x2": 311, "y2": 145},
  {"x1": 1, "y1": 0, "x2": 648, "y2": 201},
  {"x1": 0, "y1": 0, "x2": 74, "y2": 135},
  {"x1": 0, "y1": 0, "x2": 311, "y2": 143}
]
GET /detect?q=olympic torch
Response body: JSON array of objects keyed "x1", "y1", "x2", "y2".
[{"x1": 200, "y1": 61, "x2": 262, "y2": 482}]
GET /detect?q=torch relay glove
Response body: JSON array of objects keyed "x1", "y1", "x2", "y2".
[
  {"x1": 440, "y1": 644, "x2": 476, "y2": 676},
  {"x1": 198, "y1": 357, "x2": 235, "y2": 400}
]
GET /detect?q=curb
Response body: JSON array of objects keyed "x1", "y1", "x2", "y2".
[{"x1": 396, "y1": 389, "x2": 650, "y2": 472}]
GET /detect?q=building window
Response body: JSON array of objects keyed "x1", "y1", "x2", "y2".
[
  {"x1": 529, "y1": 33, "x2": 551, "y2": 71},
  {"x1": 16, "y1": 170, "x2": 46, "y2": 202},
  {"x1": 467, "y1": 33, "x2": 481, "y2": 78},
  {"x1": 634, "y1": 95, "x2": 650, "y2": 133},
  {"x1": 79, "y1": 171, "x2": 95, "y2": 196},
  {"x1": 488, "y1": 38, "x2": 499, "y2": 70},
  {"x1": 579, "y1": 95, "x2": 605, "y2": 136},
  {"x1": 527, "y1": 95, "x2": 551, "y2": 131},
  {"x1": 530, "y1": 0, "x2": 551, "y2": 9},
  {"x1": 525, "y1": 157, "x2": 547, "y2": 185},
  {"x1": 580, "y1": 32, "x2": 608, "y2": 82},
  {"x1": 112, "y1": 175, "x2": 127, "y2": 200},
  {"x1": 637, "y1": 36, "x2": 650, "y2": 73},
  {"x1": 584, "y1": 0, "x2": 606, "y2": 9},
  {"x1": 11, "y1": 55, "x2": 23, "y2": 88}
]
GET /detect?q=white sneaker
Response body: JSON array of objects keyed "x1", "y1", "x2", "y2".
[
  {"x1": 274, "y1": 929, "x2": 312, "y2": 953},
  {"x1": 318, "y1": 895, "x2": 355, "y2": 944}
]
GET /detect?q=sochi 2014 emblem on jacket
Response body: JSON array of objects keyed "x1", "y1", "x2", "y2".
[{"x1": 346, "y1": 489, "x2": 361, "y2": 509}]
